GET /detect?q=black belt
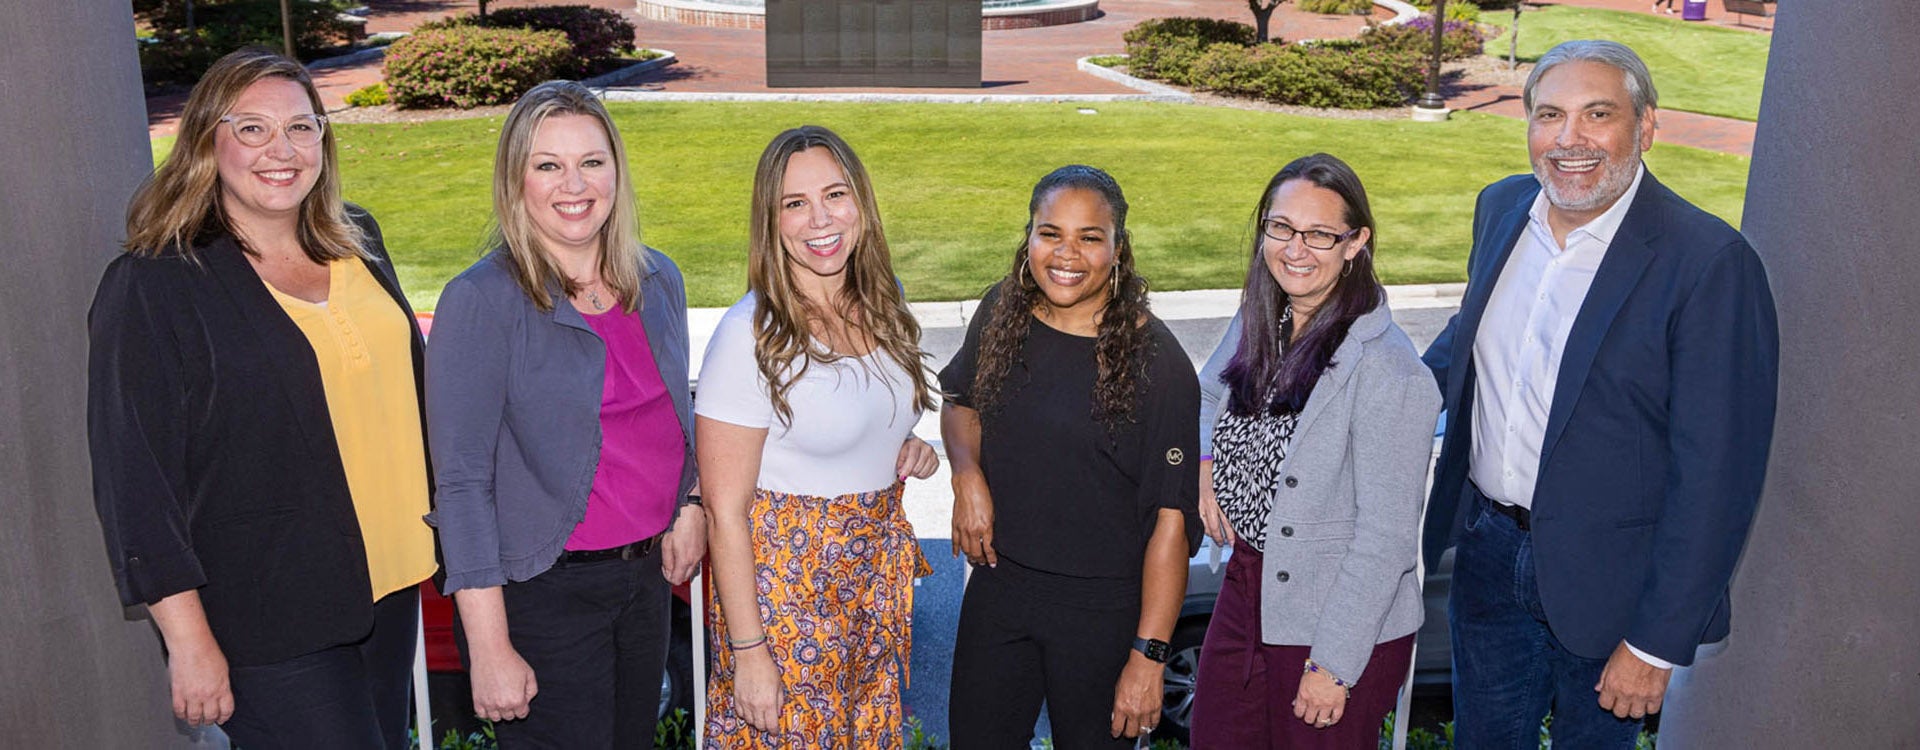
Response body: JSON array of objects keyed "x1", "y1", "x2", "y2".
[
  {"x1": 558, "y1": 535, "x2": 660, "y2": 564},
  {"x1": 1487, "y1": 497, "x2": 1531, "y2": 531}
]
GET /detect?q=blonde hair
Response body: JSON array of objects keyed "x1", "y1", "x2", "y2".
[
  {"x1": 488, "y1": 80, "x2": 647, "y2": 312},
  {"x1": 124, "y1": 47, "x2": 366, "y2": 262},
  {"x1": 747, "y1": 125, "x2": 937, "y2": 426}
]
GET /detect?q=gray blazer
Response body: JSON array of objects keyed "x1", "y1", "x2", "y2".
[
  {"x1": 1199, "y1": 303, "x2": 1442, "y2": 684},
  {"x1": 426, "y1": 247, "x2": 695, "y2": 594}
]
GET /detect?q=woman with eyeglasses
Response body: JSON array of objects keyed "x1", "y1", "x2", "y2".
[
  {"x1": 87, "y1": 49, "x2": 434, "y2": 747},
  {"x1": 1187, "y1": 154, "x2": 1441, "y2": 748}
]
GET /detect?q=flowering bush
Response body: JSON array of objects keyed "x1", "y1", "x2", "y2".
[
  {"x1": 344, "y1": 82, "x2": 390, "y2": 107},
  {"x1": 1362, "y1": 16, "x2": 1485, "y2": 60},
  {"x1": 383, "y1": 26, "x2": 572, "y2": 109}
]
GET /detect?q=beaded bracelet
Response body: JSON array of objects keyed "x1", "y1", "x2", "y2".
[
  {"x1": 1303, "y1": 657, "x2": 1354, "y2": 692},
  {"x1": 728, "y1": 634, "x2": 768, "y2": 652}
]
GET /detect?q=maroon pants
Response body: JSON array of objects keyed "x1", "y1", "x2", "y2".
[{"x1": 1190, "y1": 540, "x2": 1414, "y2": 749}]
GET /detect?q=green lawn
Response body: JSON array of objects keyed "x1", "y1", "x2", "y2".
[
  {"x1": 1484, "y1": 5, "x2": 1771, "y2": 121},
  {"x1": 161, "y1": 101, "x2": 1750, "y2": 309}
]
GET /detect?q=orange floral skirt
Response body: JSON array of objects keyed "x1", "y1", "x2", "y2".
[{"x1": 705, "y1": 483, "x2": 932, "y2": 748}]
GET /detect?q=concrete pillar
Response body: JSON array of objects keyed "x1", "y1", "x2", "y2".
[
  {"x1": 0, "y1": 2, "x2": 212, "y2": 746},
  {"x1": 1659, "y1": 2, "x2": 1920, "y2": 747}
]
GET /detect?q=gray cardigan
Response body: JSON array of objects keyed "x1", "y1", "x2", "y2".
[
  {"x1": 1198, "y1": 303, "x2": 1442, "y2": 685},
  {"x1": 426, "y1": 247, "x2": 695, "y2": 594}
]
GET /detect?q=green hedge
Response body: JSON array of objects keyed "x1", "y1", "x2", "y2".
[
  {"x1": 1298, "y1": 0, "x2": 1375, "y2": 15},
  {"x1": 1122, "y1": 17, "x2": 1259, "y2": 82},
  {"x1": 383, "y1": 26, "x2": 573, "y2": 109},
  {"x1": 135, "y1": 0, "x2": 356, "y2": 86},
  {"x1": 1190, "y1": 42, "x2": 1427, "y2": 108},
  {"x1": 1119, "y1": 16, "x2": 1449, "y2": 108},
  {"x1": 1362, "y1": 17, "x2": 1485, "y2": 61},
  {"x1": 417, "y1": 5, "x2": 637, "y2": 77}
]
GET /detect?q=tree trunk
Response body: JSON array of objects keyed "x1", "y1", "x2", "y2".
[
  {"x1": 478, "y1": 0, "x2": 490, "y2": 22},
  {"x1": 1508, "y1": 6, "x2": 1520, "y2": 70},
  {"x1": 1249, "y1": 1, "x2": 1281, "y2": 43}
]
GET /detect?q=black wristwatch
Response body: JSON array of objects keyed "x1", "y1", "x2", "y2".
[
  {"x1": 682, "y1": 494, "x2": 703, "y2": 508},
  {"x1": 1132, "y1": 637, "x2": 1171, "y2": 663}
]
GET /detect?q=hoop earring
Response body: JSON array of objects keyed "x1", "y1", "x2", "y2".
[
  {"x1": 1019, "y1": 256, "x2": 1031, "y2": 282},
  {"x1": 1341, "y1": 259, "x2": 1354, "y2": 278},
  {"x1": 1110, "y1": 267, "x2": 1121, "y2": 296}
]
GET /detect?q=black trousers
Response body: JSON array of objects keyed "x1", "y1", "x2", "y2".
[
  {"x1": 457, "y1": 548, "x2": 671, "y2": 749},
  {"x1": 948, "y1": 558, "x2": 1140, "y2": 750},
  {"x1": 223, "y1": 586, "x2": 419, "y2": 750}
]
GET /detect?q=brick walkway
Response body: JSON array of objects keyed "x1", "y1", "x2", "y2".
[{"x1": 144, "y1": 0, "x2": 1764, "y2": 156}]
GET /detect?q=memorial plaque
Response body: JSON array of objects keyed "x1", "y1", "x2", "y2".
[{"x1": 767, "y1": 0, "x2": 982, "y2": 87}]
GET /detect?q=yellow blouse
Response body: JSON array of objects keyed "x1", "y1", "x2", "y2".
[{"x1": 268, "y1": 259, "x2": 436, "y2": 601}]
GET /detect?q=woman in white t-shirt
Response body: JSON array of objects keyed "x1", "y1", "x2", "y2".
[{"x1": 695, "y1": 125, "x2": 940, "y2": 748}]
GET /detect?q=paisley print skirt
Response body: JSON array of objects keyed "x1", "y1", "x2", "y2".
[{"x1": 704, "y1": 482, "x2": 932, "y2": 748}]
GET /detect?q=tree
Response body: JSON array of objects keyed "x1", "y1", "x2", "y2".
[
  {"x1": 1248, "y1": 0, "x2": 1286, "y2": 44},
  {"x1": 1508, "y1": 3, "x2": 1522, "y2": 69}
]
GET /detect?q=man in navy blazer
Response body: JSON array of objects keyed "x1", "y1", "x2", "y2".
[{"x1": 1421, "y1": 41, "x2": 1779, "y2": 748}]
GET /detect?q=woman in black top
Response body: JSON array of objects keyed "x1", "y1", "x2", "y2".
[{"x1": 940, "y1": 165, "x2": 1200, "y2": 748}]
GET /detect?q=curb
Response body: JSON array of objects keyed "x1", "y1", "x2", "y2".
[
  {"x1": 1073, "y1": 57, "x2": 1193, "y2": 102},
  {"x1": 581, "y1": 49, "x2": 679, "y2": 88},
  {"x1": 307, "y1": 45, "x2": 387, "y2": 71}
]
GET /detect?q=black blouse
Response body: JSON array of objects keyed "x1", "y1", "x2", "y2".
[{"x1": 939, "y1": 292, "x2": 1201, "y2": 579}]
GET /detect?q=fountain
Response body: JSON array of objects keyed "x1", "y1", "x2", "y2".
[{"x1": 635, "y1": 0, "x2": 1101, "y2": 30}]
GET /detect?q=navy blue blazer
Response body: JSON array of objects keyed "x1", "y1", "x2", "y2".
[{"x1": 1421, "y1": 171, "x2": 1779, "y2": 666}]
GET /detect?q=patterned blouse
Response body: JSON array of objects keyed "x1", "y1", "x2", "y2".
[{"x1": 1211, "y1": 307, "x2": 1299, "y2": 552}]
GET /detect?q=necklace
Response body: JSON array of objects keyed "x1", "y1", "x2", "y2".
[{"x1": 576, "y1": 276, "x2": 608, "y2": 312}]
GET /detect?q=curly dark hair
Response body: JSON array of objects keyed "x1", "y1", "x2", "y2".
[{"x1": 969, "y1": 165, "x2": 1155, "y2": 433}]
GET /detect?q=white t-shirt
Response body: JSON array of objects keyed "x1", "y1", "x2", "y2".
[{"x1": 694, "y1": 292, "x2": 920, "y2": 497}]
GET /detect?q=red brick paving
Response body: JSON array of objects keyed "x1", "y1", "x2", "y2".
[{"x1": 143, "y1": 0, "x2": 1763, "y2": 157}]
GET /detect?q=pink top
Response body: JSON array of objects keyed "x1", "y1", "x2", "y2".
[{"x1": 566, "y1": 308, "x2": 685, "y2": 551}]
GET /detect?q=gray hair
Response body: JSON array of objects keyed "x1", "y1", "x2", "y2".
[{"x1": 1523, "y1": 40, "x2": 1659, "y2": 116}]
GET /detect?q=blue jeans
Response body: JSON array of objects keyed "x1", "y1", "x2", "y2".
[{"x1": 1448, "y1": 489, "x2": 1643, "y2": 750}]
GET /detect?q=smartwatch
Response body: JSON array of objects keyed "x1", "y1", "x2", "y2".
[{"x1": 1132, "y1": 637, "x2": 1171, "y2": 663}]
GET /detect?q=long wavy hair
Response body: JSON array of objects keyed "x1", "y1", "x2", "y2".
[
  {"x1": 489, "y1": 80, "x2": 648, "y2": 313},
  {"x1": 1221, "y1": 153, "x2": 1385, "y2": 416},
  {"x1": 745, "y1": 125, "x2": 936, "y2": 426},
  {"x1": 124, "y1": 47, "x2": 365, "y2": 261},
  {"x1": 969, "y1": 165, "x2": 1154, "y2": 432}
]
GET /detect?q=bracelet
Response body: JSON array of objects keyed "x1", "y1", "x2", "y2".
[
  {"x1": 1303, "y1": 657, "x2": 1353, "y2": 692},
  {"x1": 728, "y1": 634, "x2": 767, "y2": 651},
  {"x1": 683, "y1": 495, "x2": 703, "y2": 507}
]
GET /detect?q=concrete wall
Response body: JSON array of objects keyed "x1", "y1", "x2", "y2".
[
  {"x1": 1659, "y1": 2, "x2": 1920, "y2": 747},
  {"x1": 0, "y1": 2, "x2": 214, "y2": 746}
]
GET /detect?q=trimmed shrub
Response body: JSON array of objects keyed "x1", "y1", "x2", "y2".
[
  {"x1": 1298, "y1": 0, "x2": 1375, "y2": 15},
  {"x1": 1189, "y1": 42, "x2": 1427, "y2": 109},
  {"x1": 414, "y1": 5, "x2": 636, "y2": 76},
  {"x1": 383, "y1": 26, "x2": 572, "y2": 109},
  {"x1": 488, "y1": 6, "x2": 637, "y2": 62},
  {"x1": 1362, "y1": 17, "x2": 1484, "y2": 61},
  {"x1": 1446, "y1": 1, "x2": 1484, "y2": 23},
  {"x1": 345, "y1": 82, "x2": 390, "y2": 107},
  {"x1": 1122, "y1": 17, "x2": 1258, "y2": 82}
]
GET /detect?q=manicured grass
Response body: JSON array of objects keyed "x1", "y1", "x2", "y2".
[
  {"x1": 1483, "y1": 5, "x2": 1770, "y2": 121},
  {"x1": 162, "y1": 101, "x2": 1751, "y2": 309}
]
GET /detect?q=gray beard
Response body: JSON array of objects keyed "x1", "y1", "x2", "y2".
[{"x1": 1534, "y1": 131, "x2": 1644, "y2": 215}]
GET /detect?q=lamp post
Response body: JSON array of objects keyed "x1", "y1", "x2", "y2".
[
  {"x1": 1412, "y1": 0, "x2": 1451, "y2": 121},
  {"x1": 281, "y1": 0, "x2": 295, "y2": 58}
]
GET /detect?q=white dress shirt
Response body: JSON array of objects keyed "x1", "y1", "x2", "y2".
[{"x1": 1467, "y1": 167, "x2": 1673, "y2": 669}]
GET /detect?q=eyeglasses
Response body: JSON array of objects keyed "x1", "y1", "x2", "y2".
[
  {"x1": 219, "y1": 113, "x2": 328, "y2": 148},
  {"x1": 1262, "y1": 219, "x2": 1360, "y2": 251}
]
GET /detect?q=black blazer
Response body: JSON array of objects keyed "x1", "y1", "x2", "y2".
[{"x1": 87, "y1": 210, "x2": 430, "y2": 667}]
